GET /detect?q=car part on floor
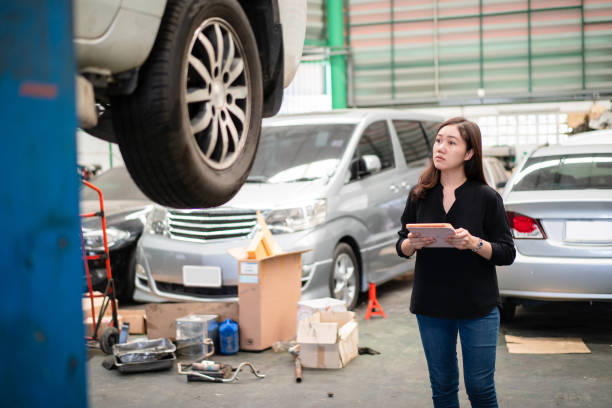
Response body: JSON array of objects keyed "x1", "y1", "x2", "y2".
[
  {"x1": 289, "y1": 344, "x2": 302, "y2": 383},
  {"x1": 112, "y1": 338, "x2": 177, "y2": 373},
  {"x1": 178, "y1": 360, "x2": 266, "y2": 383}
]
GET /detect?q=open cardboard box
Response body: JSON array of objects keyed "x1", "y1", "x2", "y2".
[
  {"x1": 228, "y1": 246, "x2": 308, "y2": 351},
  {"x1": 297, "y1": 311, "x2": 359, "y2": 369},
  {"x1": 227, "y1": 211, "x2": 310, "y2": 351},
  {"x1": 297, "y1": 297, "x2": 347, "y2": 322}
]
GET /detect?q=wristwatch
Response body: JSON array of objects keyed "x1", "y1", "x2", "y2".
[{"x1": 472, "y1": 238, "x2": 484, "y2": 253}]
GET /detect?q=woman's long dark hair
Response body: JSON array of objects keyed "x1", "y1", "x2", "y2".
[{"x1": 411, "y1": 117, "x2": 487, "y2": 200}]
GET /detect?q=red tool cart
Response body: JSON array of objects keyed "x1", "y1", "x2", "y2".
[{"x1": 80, "y1": 180, "x2": 120, "y2": 354}]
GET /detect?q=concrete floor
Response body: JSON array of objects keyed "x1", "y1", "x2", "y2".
[{"x1": 87, "y1": 276, "x2": 612, "y2": 407}]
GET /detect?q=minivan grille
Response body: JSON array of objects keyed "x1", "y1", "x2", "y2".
[{"x1": 168, "y1": 209, "x2": 257, "y2": 243}]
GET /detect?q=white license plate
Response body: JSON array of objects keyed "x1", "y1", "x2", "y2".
[
  {"x1": 565, "y1": 221, "x2": 612, "y2": 243},
  {"x1": 182, "y1": 265, "x2": 222, "y2": 287}
]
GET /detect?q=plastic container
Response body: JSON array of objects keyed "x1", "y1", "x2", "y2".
[
  {"x1": 219, "y1": 318, "x2": 239, "y2": 355},
  {"x1": 119, "y1": 322, "x2": 130, "y2": 344}
]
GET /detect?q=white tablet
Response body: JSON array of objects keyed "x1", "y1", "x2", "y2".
[{"x1": 405, "y1": 223, "x2": 456, "y2": 248}]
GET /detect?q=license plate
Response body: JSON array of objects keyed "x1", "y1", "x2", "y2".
[
  {"x1": 565, "y1": 221, "x2": 612, "y2": 243},
  {"x1": 182, "y1": 265, "x2": 222, "y2": 287}
]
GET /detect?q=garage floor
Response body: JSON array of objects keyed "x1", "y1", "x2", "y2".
[{"x1": 87, "y1": 276, "x2": 612, "y2": 407}]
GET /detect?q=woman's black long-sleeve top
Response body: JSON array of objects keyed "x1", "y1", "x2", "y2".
[{"x1": 396, "y1": 179, "x2": 516, "y2": 319}]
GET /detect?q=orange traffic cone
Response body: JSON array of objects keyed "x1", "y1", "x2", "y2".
[{"x1": 364, "y1": 282, "x2": 386, "y2": 320}]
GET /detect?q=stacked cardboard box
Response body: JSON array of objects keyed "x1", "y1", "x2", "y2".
[{"x1": 297, "y1": 297, "x2": 347, "y2": 322}]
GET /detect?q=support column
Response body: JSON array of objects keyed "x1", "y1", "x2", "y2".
[
  {"x1": 0, "y1": 1, "x2": 87, "y2": 406},
  {"x1": 327, "y1": 0, "x2": 347, "y2": 109}
]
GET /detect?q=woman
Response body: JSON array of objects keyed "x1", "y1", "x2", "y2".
[{"x1": 396, "y1": 117, "x2": 515, "y2": 408}]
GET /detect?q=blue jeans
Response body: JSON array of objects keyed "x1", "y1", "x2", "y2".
[{"x1": 416, "y1": 307, "x2": 500, "y2": 408}]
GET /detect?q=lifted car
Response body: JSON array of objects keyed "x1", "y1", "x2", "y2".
[{"x1": 74, "y1": 0, "x2": 306, "y2": 208}]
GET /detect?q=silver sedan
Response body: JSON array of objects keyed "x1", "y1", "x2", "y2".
[{"x1": 497, "y1": 139, "x2": 612, "y2": 321}]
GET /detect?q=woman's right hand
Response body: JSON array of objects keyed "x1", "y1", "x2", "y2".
[{"x1": 405, "y1": 232, "x2": 436, "y2": 251}]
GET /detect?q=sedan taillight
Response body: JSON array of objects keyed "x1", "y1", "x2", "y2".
[{"x1": 506, "y1": 211, "x2": 546, "y2": 239}]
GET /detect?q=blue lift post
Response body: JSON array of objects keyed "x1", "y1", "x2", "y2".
[{"x1": 0, "y1": 2, "x2": 88, "y2": 406}]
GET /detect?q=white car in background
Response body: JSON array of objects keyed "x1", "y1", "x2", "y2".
[
  {"x1": 74, "y1": 0, "x2": 307, "y2": 208},
  {"x1": 497, "y1": 136, "x2": 612, "y2": 321}
]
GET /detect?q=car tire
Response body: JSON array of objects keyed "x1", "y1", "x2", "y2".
[
  {"x1": 112, "y1": 0, "x2": 263, "y2": 208},
  {"x1": 115, "y1": 250, "x2": 137, "y2": 304},
  {"x1": 329, "y1": 243, "x2": 361, "y2": 310},
  {"x1": 500, "y1": 299, "x2": 517, "y2": 323}
]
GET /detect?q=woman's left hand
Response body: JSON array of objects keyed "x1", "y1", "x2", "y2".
[{"x1": 446, "y1": 227, "x2": 477, "y2": 250}]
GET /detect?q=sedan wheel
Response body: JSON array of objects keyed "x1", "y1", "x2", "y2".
[{"x1": 330, "y1": 243, "x2": 360, "y2": 310}]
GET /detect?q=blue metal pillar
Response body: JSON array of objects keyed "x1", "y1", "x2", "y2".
[{"x1": 0, "y1": 2, "x2": 87, "y2": 406}]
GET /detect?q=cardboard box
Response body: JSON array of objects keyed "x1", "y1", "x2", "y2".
[
  {"x1": 567, "y1": 111, "x2": 587, "y2": 129},
  {"x1": 144, "y1": 302, "x2": 237, "y2": 341},
  {"x1": 83, "y1": 315, "x2": 123, "y2": 338},
  {"x1": 297, "y1": 297, "x2": 347, "y2": 322},
  {"x1": 118, "y1": 309, "x2": 146, "y2": 334},
  {"x1": 297, "y1": 311, "x2": 359, "y2": 369},
  {"x1": 230, "y1": 247, "x2": 308, "y2": 351}
]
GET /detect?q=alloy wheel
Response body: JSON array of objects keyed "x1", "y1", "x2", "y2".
[
  {"x1": 185, "y1": 18, "x2": 250, "y2": 170},
  {"x1": 333, "y1": 253, "x2": 357, "y2": 306}
]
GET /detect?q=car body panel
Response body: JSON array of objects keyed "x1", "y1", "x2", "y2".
[
  {"x1": 74, "y1": 3, "x2": 164, "y2": 74},
  {"x1": 498, "y1": 251, "x2": 612, "y2": 301},
  {"x1": 73, "y1": 0, "x2": 122, "y2": 39},
  {"x1": 278, "y1": 0, "x2": 307, "y2": 87},
  {"x1": 74, "y1": 0, "x2": 305, "y2": 81}
]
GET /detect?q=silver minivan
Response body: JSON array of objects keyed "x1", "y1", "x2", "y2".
[{"x1": 134, "y1": 109, "x2": 443, "y2": 309}]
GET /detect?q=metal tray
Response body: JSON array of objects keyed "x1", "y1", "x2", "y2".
[
  {"x1": 115, "y1": 352, "x2": 176, "y2": 373},
  {"x1": 113, "y1": 338, "x2": 176, "y2": 364}
]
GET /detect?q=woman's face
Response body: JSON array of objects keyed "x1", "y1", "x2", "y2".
[{"x1": 432, "y1": 124, "x2": 473, "y2": 172}]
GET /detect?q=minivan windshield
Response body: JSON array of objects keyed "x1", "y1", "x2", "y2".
[
  {"x1": 248, "y1": 124, "x2": 355, "y2": 183},
  {"x1": 80, "y1": 167, "x2": 149, "y2": 201},
  {"x1": 512, "y1": 153, "x2": 612, "y2": 191}
]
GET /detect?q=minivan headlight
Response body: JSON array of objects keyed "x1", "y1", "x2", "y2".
[
  {"x1": 145, "y1": 205, "x2": 170, "y2": 237},
  {"x1": 265, "y1": 199, "x2": 326, "y2": 234}
]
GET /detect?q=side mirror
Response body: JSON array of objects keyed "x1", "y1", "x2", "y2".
[
  {"x1": 361, "y1": 155, "x2": 382, "y2": 174},
  {"x1": 348, "y1": 155, "x2": 382, "y2": 182}
]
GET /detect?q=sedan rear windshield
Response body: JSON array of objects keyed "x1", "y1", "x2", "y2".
[
  {"x1": 512, "y1": 153, "x2": 612, "y2": 191},
  {"x1": 248, "y1": 124, "x2": 355, "y2": 183}
]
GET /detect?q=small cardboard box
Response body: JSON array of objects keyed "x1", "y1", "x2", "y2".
[
  {"x1": 297, "y1": 297, "x2": 347, "y2": 322},
  {"x1": 145, "y1": 302, "x2": 237, "y2": 341},
  {"x1": 118, "y1": 309, "x2": 146, "y2": 334},
  {"x1": 297, "y1": 311, "x2": 359, "y2": 369},
  {"x1": 229, "y1": 247, "x2": 308, "y2": 351}
]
